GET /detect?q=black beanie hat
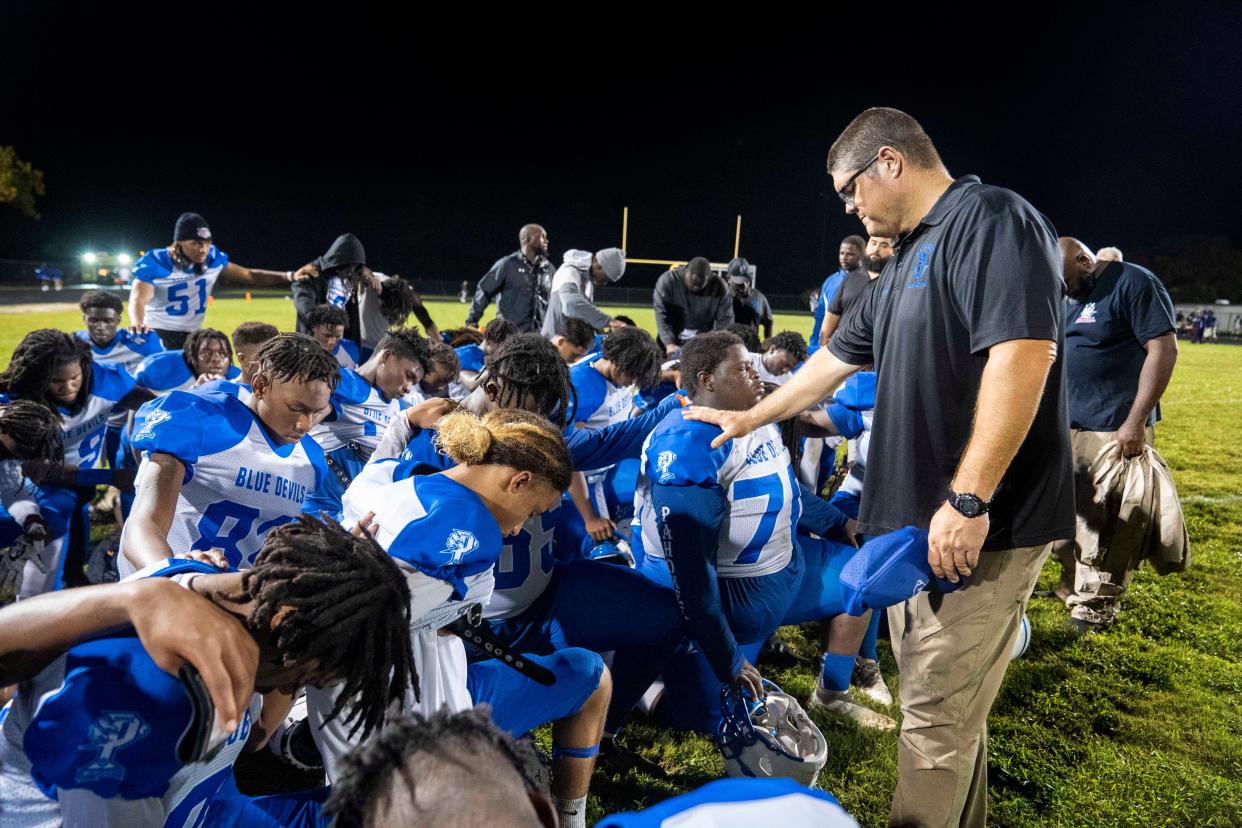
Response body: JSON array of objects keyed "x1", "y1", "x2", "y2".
[{"x1": 174, "y1": 212, "x2": 212, "y2": 242}]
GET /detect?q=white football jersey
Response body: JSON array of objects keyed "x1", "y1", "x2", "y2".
[
  {"x1": 310, "y1": 368, "x2": 404, "y2": 454},
  {"x1": 131, "y1": 246, "x2": 229, "y2": 333},
  {"x1": 120, "y1": 390, "x2": 326, "y2": 572}
]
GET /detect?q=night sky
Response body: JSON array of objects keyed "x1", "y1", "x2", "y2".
[{"x1": 2, "y1": 6, "x2": 1240, "y2": 294}]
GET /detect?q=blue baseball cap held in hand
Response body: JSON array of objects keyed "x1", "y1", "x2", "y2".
[{"x1": 840, "y1": 526, "x2": 965, "y2": 616}]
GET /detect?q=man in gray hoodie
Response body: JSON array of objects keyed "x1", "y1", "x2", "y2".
[{"x1": 541, "y1": 248, "x2": 626, "y2": 339}]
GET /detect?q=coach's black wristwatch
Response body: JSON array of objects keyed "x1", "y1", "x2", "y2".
[{"x1": 947, "y1": 490, "x2": 991, "y2": 518}]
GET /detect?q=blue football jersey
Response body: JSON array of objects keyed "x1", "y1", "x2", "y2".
[
  {"x1": 341, "y1": 460, "x2": 502, "y2": 621},
  {"x1": 332, "y1": 339, "x2": 361, "y2": 370},
  {"x1": 0, "y1": 559, "x2": 262, "y2": 828},
  {"x1": 32, "y1": 362, "x2": 137, "y2": 468},
  {"x1": 135, "y1": 350, "x2": 241, "y2": 396},
  {"x1": 636, "y1": 408, "x2": 800, "y2": 579},
  {"x1": 567, "y1": 354, "x2": 634, "y2": 431},
  {"x1": 598, "y1": 777, "x2": 856, "y2": 828},
  {"x1": 76, "y1": 328, "x2": 165, "y2": 374},
  {"x1": 132, "y1": 246, "x2": 230, "y2": 333},
  {"x1": 310, "y1": 367, "x2": 405, "y2": 454},
  {"x1": 120, "y1": 390, "x2": 327, "y2": 570}
]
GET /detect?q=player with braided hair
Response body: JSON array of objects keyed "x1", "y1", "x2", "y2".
[
  {"x1": 0, "y1": 330, "x2": 155, "y2": 596},
  {"x1": 134, "y1": 327, "x2": 241, "y2": 395},
  {"x1": 303, "y1": 327, "x2": 432, "y2": 519},
  {"x1": 120, "y1": 333, "x2": 337, "y2": 576},
  {"x1": 0, "y1": 514, "x2": 417, "y2": 827},
  {"x1": 456, "y1": 317, "x2": 519, "y2": 392}
]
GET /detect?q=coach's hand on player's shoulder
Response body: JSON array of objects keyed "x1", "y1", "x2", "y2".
[
  {"x1": 406, "y1": 397, "x2": 457, "y2": 429},
  {"x1": 127, "y1": 577, "x2": 259, "y2": 733},
  {"x1": 683, "y1": 406, "x2": 757, "y2": 449},
  {"x1": 732, "y1": 659, "x2": 764, "y2": 702},
  {"x1": 928, "y1": 501, "x2": 987, "y2": 583},
  {"x1": 174, "y1": 547, "x2": 230, "y2": 569}
]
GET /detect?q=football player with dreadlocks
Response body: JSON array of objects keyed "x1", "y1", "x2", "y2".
[
  {"x1": 0, "y1": 515, "x2": 416, "y2": 827},
  {"x1": 119, "y1": 334, "x2": 336, "y2": 576},
  {"x1": 0, "y1": 330, "x2": 156, "y2": 596}
]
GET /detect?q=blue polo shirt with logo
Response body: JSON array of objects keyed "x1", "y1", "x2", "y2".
[
  {"x1": 828, "y1": 175, "x2": 1074, "y2": 551},
  {"x1": 1063, "y1": 261, "x2": 1175, "y2": 431}
]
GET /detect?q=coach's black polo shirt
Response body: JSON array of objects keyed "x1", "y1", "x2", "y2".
[
  {"x1": 1063, "y1": 261, "x2": 1175, "y2": 431},
  {"x1": 829, "y1": 175, "x2": 1074, "y2": 551}
]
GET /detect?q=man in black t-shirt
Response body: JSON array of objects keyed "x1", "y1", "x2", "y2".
[
  {"x1": 822, "y1": 235, "x2": 894, "y2": 342},
  {"x1": 685, "y1": 107, "x2": 1072, "y2": 828},
  {"x1": 1054, "y1": 237, "x2": 1177, "y2": 631}
]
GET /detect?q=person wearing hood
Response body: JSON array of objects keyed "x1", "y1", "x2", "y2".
[
  {"x1": 291, "y1": 233, "x2": 372, "y2": 341},
  {"x1": 652, "y1": 257, "x2": 734, "y2": 356},
  {"x1": 541, "y1": 247, "x2": 627, "y2": 339},
  {"x1": 130, "y1": 212, "x2": 311, "y2": 350},
  {"x1": 466, "y1": 224, "x2": 555, "y2": 333}
]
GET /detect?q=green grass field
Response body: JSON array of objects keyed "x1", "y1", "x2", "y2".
[{"x1": 4, "y1": 297, "x2": 1240, "y2": 826}]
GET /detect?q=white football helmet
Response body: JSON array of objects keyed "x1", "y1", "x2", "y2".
[{"x1": 717, "y1": 679, "x2": 828, "y2": 787}]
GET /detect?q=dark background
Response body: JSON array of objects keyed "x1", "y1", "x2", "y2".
[{"x1": 2, "y1": 6, "x2": 1240, "y2": 299}]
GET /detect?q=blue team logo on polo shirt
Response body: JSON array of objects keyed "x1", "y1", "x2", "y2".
[
  {"x1": 76, "y1": 711, "x2": 151, "y2": 783},
  {"x1": 908, "y1": 242, "x2": 936, "y2": 288}
]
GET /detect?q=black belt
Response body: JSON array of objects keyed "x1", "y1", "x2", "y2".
[{"x1": 447, "y1": 608, "x2": 556, "y2": 686}]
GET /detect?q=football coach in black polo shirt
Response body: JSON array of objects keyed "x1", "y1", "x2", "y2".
[{"x1": 686, "y1": 107, "x2": 1073, "y2": 828}]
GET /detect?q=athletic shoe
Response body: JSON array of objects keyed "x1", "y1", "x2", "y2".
[
  {"x1": 810, "y1": 685, "x2": 897, "y2": 730},
  {"x1": 851, "y1": 658, "x2": 893, "y2": 706}
]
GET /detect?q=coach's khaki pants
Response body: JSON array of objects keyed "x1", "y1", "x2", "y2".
[
  {"x1": 888, "y1": 542, "x2": 1052, "y2": 828},
  {"x1": 1054, "y1": 427, "x2": 1155, "y2": 625}
]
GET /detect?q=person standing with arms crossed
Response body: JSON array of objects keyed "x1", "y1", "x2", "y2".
[{"x1": 685, "y1": 107, "x2": 1073, "y2": 828}]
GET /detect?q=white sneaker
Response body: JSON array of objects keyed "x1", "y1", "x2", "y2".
[
  {"x1": 851, "y1": 658, "x2": 894, "y2": 706},
  {"x1": 810, "y1": 685, "x2": 897, "y2": 730}
]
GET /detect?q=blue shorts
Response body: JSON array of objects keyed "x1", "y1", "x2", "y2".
[
  {"x1": 468, "y1": 647, "x2": 604, "y2": 738},
  {"x1": 489, "y1": 558, "x2": 684, "y2": 732}
]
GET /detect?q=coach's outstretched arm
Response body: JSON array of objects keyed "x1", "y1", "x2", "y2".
[
  {"x1": 0, "y1": 579, "x2": 258, "y2": 732},
  {"x1": 683, "y1": 347, "x2": 861, "y2": 447}
]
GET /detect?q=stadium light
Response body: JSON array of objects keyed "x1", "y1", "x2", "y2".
[
  {"x1": 82, "y1": 252, "x2": 97, "y2": 264},
  {"x1": 116, "y1": 253, "x2": 132, "y2": 265}
]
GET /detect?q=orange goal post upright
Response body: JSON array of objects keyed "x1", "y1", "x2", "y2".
[{"x1": 619, "y1": 207, "x2": 757, "y2": 284}]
